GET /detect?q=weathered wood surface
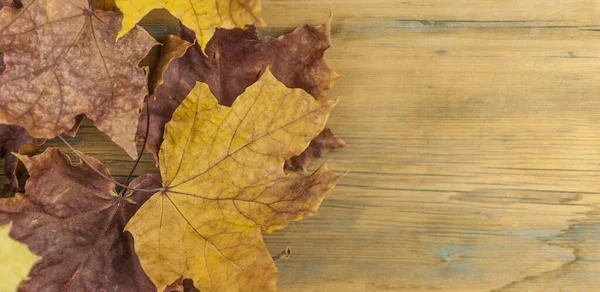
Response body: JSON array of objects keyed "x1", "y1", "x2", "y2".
[{"x1": 5, "y1": 1, "x2": 600, "y2": 291}]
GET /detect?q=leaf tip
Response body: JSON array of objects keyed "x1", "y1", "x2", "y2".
[
  {"x1": 315, "y1": 162, "x2": 344, "y2": 184},
  {"x1": 115, "y1": 30, "x2": 125, "y2": 41},
  {"x1": 324, "y1": 96, "x2": 341, "y2": 111},
  {"x1": 257, "y1": 17, "x2": 267, "y2": 27},
  {"x1": 332, "y1": 71, "x2": 343, "y2": 81},
  {"x1": 11, "y1": 151, "x2": 26, "y2": 163},
  {"x1": 326, "y1": 11, "x2": 333, "y2": 27}
]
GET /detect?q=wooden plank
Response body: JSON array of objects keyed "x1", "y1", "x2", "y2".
[
  {"x1": 261, "y1": 0, "x2": 600, "y2": 26},
  {"x1": 3, "y1": 1, "x2": 600, "y2": 291},
  {"x1": 257, "y1": 2, "x2": 600, "y2": 290}
]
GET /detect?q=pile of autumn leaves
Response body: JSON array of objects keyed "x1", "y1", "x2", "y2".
[{"x1": 0, "y1": 0, "x2": 345, "y2": 291}]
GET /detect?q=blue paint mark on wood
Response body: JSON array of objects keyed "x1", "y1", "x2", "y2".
[
  {"x1": 435, "y1": 50, "x2": 447, "y2": 55},
  {"x1": 441, "y1": 249, "x2": 452, "y2": 262}
]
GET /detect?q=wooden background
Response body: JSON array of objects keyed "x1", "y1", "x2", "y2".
[{"x1": 6, "y1": 0, "x2": 600, "y2": 291}]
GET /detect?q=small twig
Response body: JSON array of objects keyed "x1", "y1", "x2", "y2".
[
  {"x1": 118, "y1": 96, "x2": 150, "y2": 196},
  {"x1": 272, "y1": 246, "x2": 292, "y2": 261},
  {"x1": 58, "y1": 136, "x2": 163, "y2": 193}
]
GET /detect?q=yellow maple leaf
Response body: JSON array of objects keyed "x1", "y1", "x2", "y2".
[
  {"x1": 115, "y1": 0, "x2": 264, "y2": 52},
  {"x1": 126, "y1": 69, "x2": 340, "y2": 291},
  {"x1": 0, "y1": 223, "x2": 41, "y2": 292}
]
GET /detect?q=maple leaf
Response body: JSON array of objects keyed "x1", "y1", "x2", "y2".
[
  {"x1": 177, "y1": 21, "x2": 338, "y2": 105},
  {"x1": 126, "y1": 69, "x2": 341, "y2": 291},
  {"x1": 0, "y1": 125, "x2": 45, "y2": 197},
  {"x1": 0, "y1": 148, "x2": 161, "y2": 291},
  {"x1": 0, "y1": 222, "x2": 40, "y2": 291},
  {"x1": 138, "y1": 21, "x2": 344, "y2": 167},
  {"x1": 0, "y1": 0, "x2": 157, "y2": 159},
  {"x1": 114, "y1": 0, "x2": 264, "y2": 52}
]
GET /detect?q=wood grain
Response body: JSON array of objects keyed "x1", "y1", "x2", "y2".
[{"x1": 4, "y1": 1, "x2": 600, "y2": 291}]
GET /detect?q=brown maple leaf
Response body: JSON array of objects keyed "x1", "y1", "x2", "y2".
[
  {"x1": 0, "y1": 125, "x2": 44, "y2": 197},
  {"x1": 0, "y1": 0, "x2": 157, "y2": 159},
  {"x1": 0, "y1": 148, "x2": 160, "y2": 291},
  {"x1": 138, "y1": 20, "x2": 344, "y2": 167}
]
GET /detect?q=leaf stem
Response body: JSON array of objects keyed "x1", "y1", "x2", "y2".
[
  {"x1": 118, "y1": 96, "x2": 150, "y2": 196},
  {"x1": 57, "y1": 135, "x2": 162, "y2": 193}
]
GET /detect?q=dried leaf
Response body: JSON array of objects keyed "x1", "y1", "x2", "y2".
[
  {"x1": 115, "y1": 0, "x2": 264, "y2": 51},
  {"x1": 285, "y1": 128, "x2": 346, "y2": 170},
  {"x1": 0, "y1": 222, "x2": 40, "y2": 291},
  {"x1": 126, "y1": 69, "x2": 340, "y2": 291},
  {"x1": 0, "y1": 125, "x2": 45, "y2": 197},
  {"x1": 0, "y1": 0, "x2": 157, "y2": 159},
  {"x1": 179, "y1": 20, "x2": 337, "y2": 105},
  {"x1": 0, "y1": 148, "x2": 161, "y2": 291},
  {"x1": 138, "y1": 21, "x2": 342, "y2": 165}
]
